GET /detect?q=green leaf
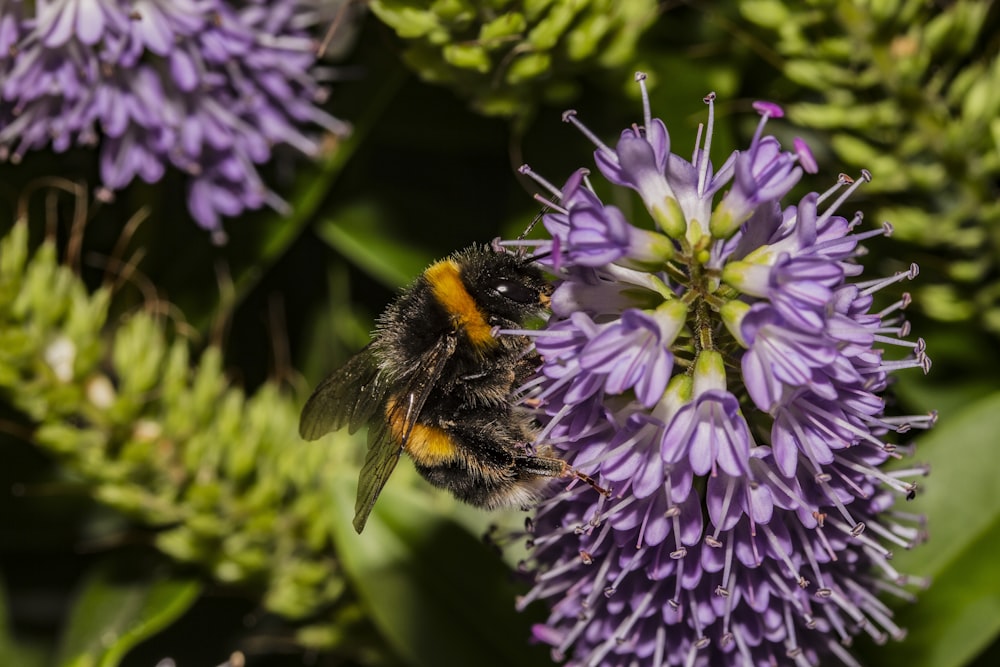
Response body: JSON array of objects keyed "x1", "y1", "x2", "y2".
[
  {"x1": 869, "y1": 392, "x2": 1000, "y2": 667},
  {"x1": 328, "y1": 470, "x2": 551, "y2": 667},
  {"x1": 0, "y1": 578, "x2": 48, "y2": 667},
  {"x1": 54, "y1": 559, "x2": 201, "y2": 667},
  {"x1": 893, "y1": 392, "x2": 1000, "y2": 576},
  {"x1": 316, "y1": 201, "x2": 433, "y2": 291},
  {"x1": 872, "y1": 522, "x2": 1000, "y2": 667}
]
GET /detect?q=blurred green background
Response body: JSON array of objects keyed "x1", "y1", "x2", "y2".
[{"x1": 1, "y1": 1, "x2": 998, "y2": 666}]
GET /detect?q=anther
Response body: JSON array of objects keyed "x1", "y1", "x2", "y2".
[{"x1": 751, "y1": 100, "x2": 783, "y2": 118}]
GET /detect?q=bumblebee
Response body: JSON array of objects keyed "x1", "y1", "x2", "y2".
[{"x1": 300, "y1": 244, "x2": 584, "y2": 533}]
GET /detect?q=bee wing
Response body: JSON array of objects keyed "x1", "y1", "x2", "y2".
[
  {"x1": 299, "y1": 345, "x2": 386, "y2": 441},
  {"x1": 352, "y1": 333, "x2": 458, "y2": 533}
]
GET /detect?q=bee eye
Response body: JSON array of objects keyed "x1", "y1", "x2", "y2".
[{"x1": 493, "y1": 279, "x2": 537, "y2": 304}]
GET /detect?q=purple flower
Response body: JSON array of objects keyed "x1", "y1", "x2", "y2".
[
  {"x1": 508, "y1": 75, "x2": 934, "y2": 666},
  {"x1": 0, "y1": 0, "x2": 350, "y2": 240}
]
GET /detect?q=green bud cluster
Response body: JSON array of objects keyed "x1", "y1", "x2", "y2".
[
  {"x1": 370, "y1": 0, "x2": 658, "y2": 117},
  {"x1": 741, "y1": 0, "x2": 1000, "y2": 332},
  {"x1": 0, "y1": 221, "x2": 350, "y2": 644}
]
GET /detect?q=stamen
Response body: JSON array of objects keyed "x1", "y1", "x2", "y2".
[
  {"x1": 760, "y1": 523, "x2": 810, "y2": 589},
  {"x1": 861, "y1": 516, "x2": 918, "y2": 550},
  {"x1": 561, "y1": 110, "x2": 616, "y2": 158},
  {"x1": 876, "y1": 292, "x2": 912, "y2": 318},
  {"x1": 824, "y1": 637, "x2": 865, "y2": 667},
  {"x1": 847, "y1": 221, "x2": 894, "y2": 246},
  {"x1": 635, "y1": 71, "x2": 652, "y2": 132},
  {"x1": 878, "y1": 353, "x2": 932, "y2": 375},
  {"x1": 518, "y1": 163, "x2": 564, "y2": 200},
  {"x1": 833, "y1": 454, "x2": 922, "y2": 497},
  {"x1": 710, "y1": 476, "x2": 738, "y2": 544},
  {"x1": 537, "y1": 553, "x2": 590, "y2": 583},
  {"x1": 532, "y1": 192, "x2": 569, "y2": 214},
  {"x1": 749, "y1": 100, "x2": 784, "y2": 152},
  {"x1": 817, "y1": 169, "x2": 871, "y2": 226},
  {"x1": 819, "y1": 600, "x2": 853, "y2": 644},
  {"x1": 814, "y1": 174, "x2": 849, "y2": 207},
  {"x1": 845, "y1": 578, "x2": 906, "y2": 641},
  {"x1": 580, "y1": 543, "x2": 617, "y2": 612},
  {"x1": 696, "y1": 92, "x2": 716, "y2": 196},
  {"x1": 585, "y1": 581, "x2": 662, "y2": 667},
  {"x1": 792, "y1": 521, "x2": 827, "y2": 590},
  {"x1": 494, "y1": 327, "x2": 573, "y2": 338},
  {"x1": 858, "y1": 263, "x2": 919, "y2": 296},
  {"x1": 653, "y1": 626, "x2": 666, "y2": 667},
  {"x1": 783, "y1": 602, "x2": 802, "y2": 658}
]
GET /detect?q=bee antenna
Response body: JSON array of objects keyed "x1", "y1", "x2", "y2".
[
  {"x1": 517, "y1": 209, "x2": 545, "y2": 241},
  {"x1": 497, "y1": 198, "x2": 557, "y2": 258},
  {"x1": 525, "y1": 250, "x2": 552, "y2": 264}
]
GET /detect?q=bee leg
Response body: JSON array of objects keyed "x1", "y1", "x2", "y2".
[
  {"x1": 512, "y1": 454, "x2": 566, "y2": 478},
  {"x1": 514, "y1": 455, "x2": 612, "y2": 497}
]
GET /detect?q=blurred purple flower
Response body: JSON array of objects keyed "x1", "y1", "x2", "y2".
[
  {"x1": 507, "y1": 74, "x2": 934, "y2": 666},
  {"x1": 0, "y1": 0, "x2": 349, "y2": 241}
]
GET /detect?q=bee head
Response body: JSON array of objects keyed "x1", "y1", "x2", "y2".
[{"x1": 460, "y1": 246, "x2": 551, "y2": 324}]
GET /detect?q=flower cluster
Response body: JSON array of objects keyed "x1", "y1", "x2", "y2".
[
  {"x1": 742, "y1": 0, "x2": 1000, "y2": 336},
  {"x1": 0, "y1": 0, "x2": 348, "y2": 240},
  {"x1": 506, "y1": 75, "x2": 934, "y2": 666}
]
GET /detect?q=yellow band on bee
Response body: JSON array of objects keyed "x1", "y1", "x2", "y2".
[
  {"x1": 388, "y1": 405, "x2": 459, "y2": 466},
  {"x1": 425, "y1": 259, "x2": 495, "y2": 350}
]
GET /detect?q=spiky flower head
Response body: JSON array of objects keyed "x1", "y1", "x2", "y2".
[
  {"x1": 740, "y1": 0, "x2": 1000, "y2": 333},
  {"x1": 0, "y1": 0, "x2": 349, "y2": 241},
  {"x1": 505, "y1": 74, "x2": 934, "y2": 666},
  {"x1": 369, "y1": 0, "x2": 657, "y2": 118}
]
